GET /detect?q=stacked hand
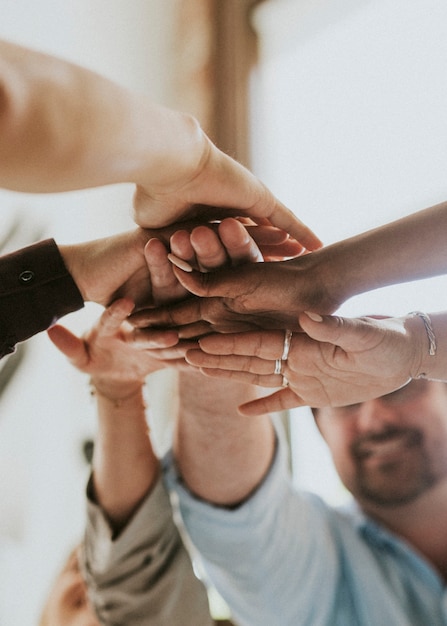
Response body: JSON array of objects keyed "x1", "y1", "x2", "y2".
[
  {"x1": 0, "y1": 40, "x2": 321, "y2": 252},
  {"x1": 48, "y1": 218, "x2": 271, "y2": 389},
  {"x1": 129, "y1": 248, "x2": 343, "y2": 333},
  {"x1": 183, "y1": 313, "x2": 425, "y2": 415},
  {"x1": 59, "y1": 218, "x2": 302, "y2": 310},
  {"x1": 132, "y1": 124, "x2": 322, "y2": 253}
]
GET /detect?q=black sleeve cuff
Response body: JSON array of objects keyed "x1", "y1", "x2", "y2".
[{"x1": 0, "y1": 239, "x2": 84, "y2": 357}]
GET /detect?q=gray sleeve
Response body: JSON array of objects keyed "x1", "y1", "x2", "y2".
[{"x1": 82, "y1": 475, "x2": 214, "y2": 626}]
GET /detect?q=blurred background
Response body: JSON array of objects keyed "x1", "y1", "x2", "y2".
[{"x1": 1, "y1": 0, "x2": 447, "y2": 623}]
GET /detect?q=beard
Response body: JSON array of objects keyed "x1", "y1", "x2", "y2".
[{"x1": 350, "y1": 426, "x2": 436, "y2": 507}]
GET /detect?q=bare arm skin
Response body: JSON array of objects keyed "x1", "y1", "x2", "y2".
[
  {"x1": 47, "y1": 299, "x2": 172, "y2": 531},
  {"x1": 174, "y1": 369, "x2": 275, "y2": 506},
  {"x1": 0, "y1": 39, "x2": 321, "y2": 247}
]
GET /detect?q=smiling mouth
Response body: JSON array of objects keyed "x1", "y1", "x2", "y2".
[{"x1": 354, "y1": 430, "x2": 422, "y2": 461}]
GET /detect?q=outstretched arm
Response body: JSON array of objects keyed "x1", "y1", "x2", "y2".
[
  {"x1": 183, "y1": 310, "x2": 447, "y2": 413},
  {"x1": 0, "y1": 39, "x2": 320, "y2": 248},
  {"x1": 47, "y1": 298, "x2": 178, "y2": 530},
  {"x1": 174, "y1": 368, "x2": 275, "y2": 506},
  {"x1": 48, "y1": 299, "x2": 214, "y2": 626},
  {"x1": 1, "y1": 216, "x2": 297, "y2": 359},
  {"x1": 132, "y1": 200, "x2": 447, "y2": 333}
]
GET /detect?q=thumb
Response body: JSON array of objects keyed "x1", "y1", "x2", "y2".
[
  {"x1": 299, "y1": 312, "x2": 376, "y2": 352},
  {"x1": 47, "y1": 325, "x2": 88, "y2": 367},
  {"x1": 238, "y1": 388, "x2": 306, "y2": 417},
  {"x1": 172, "y1": 265, "x2": 244, "y2": 298}
]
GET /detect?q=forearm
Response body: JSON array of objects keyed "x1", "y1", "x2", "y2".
[
  {"x1": 0, "y1": 39, "x2": 204, "y2": 194},
  {"x1": 318, "y1": 201, "x2": 447, "y2": 306},
  {"x1": 174, "y1": 370, "x2": 276, "y2": 506},
  {"x1": 91, "y1": 385, "x2": 159, "y2": 534}
]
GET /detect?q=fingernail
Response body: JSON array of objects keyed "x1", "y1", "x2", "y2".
[
  {"x1": 167, "y1": 253, "x2": 193, "y2": 272},
  {"x1": 305, "y1": 311, "x2": 323, "y2": 322}
]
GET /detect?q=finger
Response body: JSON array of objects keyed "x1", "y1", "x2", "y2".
[
  {"x1": 299, "y1": 312, "x2": 377, "y2": 352},
  {"x1": 244, "y1": 225, "x2": 288, "y2": 245},
  {"x1": 47, "y1": 325, "x2": 89, "y2": 368},
  {"x1": 199, "y1": 367, "x2": 282, "y2": 388},
  {"x1": 171, "y1": 263, "x2": 259, "y2": 298},
  {"x1": 198, "y1": 330, "x2": 287, "y2": 359},
  {"x1": 246, "y1": 226, "x2": 305, "y2": 259},
  {"x1": 258, "y1": 240, "x2": 305, "y2": 260},
  {"x1": 251, "y1": 199, "x2": 323, "y2": 250},
  {"x1": 170, "y1": 230, "x2": 197, "y2": 268},
  {"x1": 178, "y1": 320, "x2": 260, "y2": 339},
  {"x1": 186, "y1": 349, "x2": 275, "y2": 375},
  {"x1": 202, "y1": 146, "x2": 323, "y2": 250},
  {"x1": 131, "y1": 327, "x2": 180, "y2": 349},
  {"x1": 190, "y1": 225, "x2": 229, "y2": 270},
  {"x1": 217, "y1": 218, "x2": 263, "y2": 264},
  {"x1": 97, "y1": 299, "x2": 135, "y2": 338},
  {"x1": 177, "y1": 321, "x2": 215, "y2": 339},
  {"x1": 129, "y1": 297, "x2": 203, "y2": 329},
  {"x1": 140, "y1": 343, "x2": 196, "y2": 361},
  {"x1": 145, "y1": 238, "x2": 186, "y2": 303},
  {"x1": 237, "y1": 387, "x2": 306, "y2": 416}
]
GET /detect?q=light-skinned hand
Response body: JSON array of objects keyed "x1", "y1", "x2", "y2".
[{"x1": 183, "y1": 313, "x2": 427, "y2": 415}]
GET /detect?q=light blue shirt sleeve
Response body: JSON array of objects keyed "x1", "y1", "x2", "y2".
[{"x1": 164, "y1": 440, "x2": 447, "y2": 626}]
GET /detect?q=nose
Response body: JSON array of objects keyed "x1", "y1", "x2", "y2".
[{"x1": 355, "y1": 399, "x2": 396, "y2": 432}]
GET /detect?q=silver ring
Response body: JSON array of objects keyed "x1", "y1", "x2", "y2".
[
  {"x1": 281, "y1": 329, "x2": 293, "y2": 361},
  {"x1": 282, "y1": 375, "x2": 289, "y2": 388},
  {"x1": 274, "y1": 359, "x2": 283, "y2": 375}
]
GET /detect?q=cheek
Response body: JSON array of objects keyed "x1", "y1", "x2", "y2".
[
  {"x1": 329, "y1": 445, "x2": 355, "y2": 486},
  {"x1": 320, "y1": 426, "x2": 354, "y2": 480},
  {"x1": 425, "y1": 424, "x2": 447, "y2": 475}
]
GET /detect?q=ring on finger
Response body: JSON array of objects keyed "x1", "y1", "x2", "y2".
[
  {"x1": 274, "y1": 358, "x2": 283, "y2": 375},
  {"x1": 282, "y1": 375, "x2": 289, "y2": 388}
]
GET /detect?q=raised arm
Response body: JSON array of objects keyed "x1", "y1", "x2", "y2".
[
  {"x1": 132, "y1": 200, "x2": 447, "y2": 333},
  {"x1": 47, "y1": 298, "x2": 177, "y2": 529},
  {"x1": 181, "y1": 310, "x2": 447, "y2": 413},
  {"x1": 0, "y1": 39, "x2": 321, "y2": 247},
  {"x1": 173, "y1": 368, "x2": 275, "y2": 506},
  {"x1": 48, "y1": 298, "x2": 214, "y2": 626},
  {"x1": 46, "y1": 218, "x2": 271, "y2": 624},
  {"x1": 1, "y1": 215, "x2": 298, "y2": 359}
]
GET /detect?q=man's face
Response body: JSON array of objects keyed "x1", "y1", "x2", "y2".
[
  {"x1": 314, "y1": 380, "x2": 447, "y2": 508},
  {"x1": 41, "y1": 548, "x2": 100, "y2": 626}
]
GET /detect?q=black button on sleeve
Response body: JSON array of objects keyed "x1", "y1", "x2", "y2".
[{"x1": 18, "y1": 270, "x2": 35, "y2": 284}]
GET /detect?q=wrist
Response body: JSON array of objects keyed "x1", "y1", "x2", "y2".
[
  {"x1": 58, "y1": 229, "x2": 150, "y2": 306},
  {"x1": 405, "y1": 312, "x2": 437, "y2": 379},
  {"x1": 289, "y1": 246, "x2": 349, "y2": 314},
  {"x1": 90, "y1": 379, "x2": 145, "y2": 407},
  {"x1": 58, "y1": 243, "x2": 88, "y2": 301}
]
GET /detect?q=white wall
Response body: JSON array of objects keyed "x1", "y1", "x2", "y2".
[
  {"x1": 253, "y1": 0, "x2": 447, "y2": 502},
  {"x1": 0, "y1": 2, "x2": 178, "y2": 622}
]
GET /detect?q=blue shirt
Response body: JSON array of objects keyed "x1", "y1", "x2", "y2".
[{"x1": 164, "y1": 441, "x2": 447, "y2": 626}]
